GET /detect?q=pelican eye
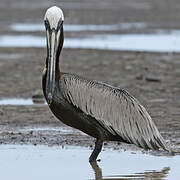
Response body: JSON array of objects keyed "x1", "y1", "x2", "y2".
[
  {"x1": 44, "y1": 20, "x2": 50, "y2": 29},
  {"x1": 57, "y1": 21, "x2": 63, "y2": 29}
]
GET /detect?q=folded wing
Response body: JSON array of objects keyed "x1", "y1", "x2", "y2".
[{"x1": 61, "y1": 74, "x2": 169, "y2": 151}]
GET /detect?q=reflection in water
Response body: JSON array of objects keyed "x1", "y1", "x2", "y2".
[{"x1": 90, "y1": 162, "x2": 170, "y2": 180}]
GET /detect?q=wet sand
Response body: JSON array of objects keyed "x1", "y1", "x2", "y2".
[{"x1": 0, "y1": 0, "x2": 180, "y2": 155}]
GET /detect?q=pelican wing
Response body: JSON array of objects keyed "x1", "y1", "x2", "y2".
[{"x1": 61, "y1": 74, "x2": 168, "y2": 151}]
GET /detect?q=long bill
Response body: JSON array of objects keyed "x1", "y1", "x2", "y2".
[{"x1": 46, "y1": 28, "x2": 60, "y2": 105}]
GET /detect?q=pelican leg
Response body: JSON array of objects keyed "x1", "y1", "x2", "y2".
[
  {"x1": 89, "y1": 139, "x2": 103, "y2": 162},
  {"x1": 90, "y1": 161, "x2": 102, "y2": 180}
]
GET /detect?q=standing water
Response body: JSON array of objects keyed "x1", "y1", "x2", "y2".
[
  {"x1": 0, "y1": 145, "x2": 179, "y2": 180},
  {"x1": 1, "y1": 32, "x2": 180, "y2": 52},
  {"x1": 10, "y1": 22, "x2": 146, "y2": 32},
  {"x1": 0, "y1": 22, "x2": 180, "y2": 52}
]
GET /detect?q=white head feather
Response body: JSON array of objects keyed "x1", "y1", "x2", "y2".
[{"x1": 44, "y1": 6, "x2": 64, "y2": 29}]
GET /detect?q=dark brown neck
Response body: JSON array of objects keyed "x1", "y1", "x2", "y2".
[{"x1": 56, "y1": 27, "x2": 64, "y2": 80}]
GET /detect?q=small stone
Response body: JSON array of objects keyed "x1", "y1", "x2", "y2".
[
  {"x1": 32, "y1": 89, "x2": 45, "y2": 104},
  {"x1": 0, "y1": 109, "x2": 3, "y2": 115},
  {"x1": 145, "y1": 75, "x2": 161, "y2": 82},
  {"x1": 136, "y1": 73, "x2": 143, "y2": 80},
  {"x1": 125, "y1": 65, "x2": 132, "y2": 70},
  {"x1": 32, "y1": 89, "x2": 44, "y2": 99},
  {"x1": 90, "y1": 144, "x2": 93, "y2": 148}
]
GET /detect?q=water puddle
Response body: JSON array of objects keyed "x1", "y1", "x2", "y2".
[
  {"x1": 10, "y1": 22, "x2": 146, "y2": 32},
  {"x1": 0, "y1": 145, "x2": 179, "y2": 180},
  {"x1": 0, "y1": 98, "x2": 45, "y2": 105},
  {"x1": 0, "y1": 35, "x2": 44, "y2": 48},
  {"x1": 1, "y1": 32, "x2": 180, "y2": 52},
  {"x1": 65, "y1": 33, "x2": 180, "y2": 52}
]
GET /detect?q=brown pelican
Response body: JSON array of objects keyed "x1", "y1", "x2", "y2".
[{"x1": 42, "y1": 6, "x2": 170, "y2": 162}]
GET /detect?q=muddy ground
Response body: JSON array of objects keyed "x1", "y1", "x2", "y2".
[{"x1": 0, "y1": 0, "x2": 180, "y2": 154}]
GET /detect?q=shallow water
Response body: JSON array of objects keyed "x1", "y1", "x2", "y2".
[
  {"x1": 0, "y1": 145, "x2": 179, "y2": 180},
  {"x1": 0, "y1": 98, "x2": 45, "y2": 105},
  {"x1": 1, "y1": 32, "x2": 180, "y2": 52},
  {"x1": 65, "y1": 33, "x2": 180, "y2": 52},
  {"x1": 0, "y1": 35, "x2": 44, "y2": 48},
  {"x1": 10, "y1": 22, "x2": 146, "y2": 32}
]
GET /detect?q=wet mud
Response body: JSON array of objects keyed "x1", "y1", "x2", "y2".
[{"x1": 0, "y1": 48, "x2": 180, "y2": 153}]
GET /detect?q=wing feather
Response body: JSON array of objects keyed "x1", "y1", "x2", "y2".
[{"x1": 60, "y1": 74, "x2": 169, "y2": 151}]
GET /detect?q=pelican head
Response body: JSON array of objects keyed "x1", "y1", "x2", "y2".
[{"x1": 44, "y1": 6, "x2": 64, "y2": 104}]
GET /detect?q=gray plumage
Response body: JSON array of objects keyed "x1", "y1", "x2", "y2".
[{"x1": 59, "y1": 73, "x2": 169, "y2": 151}]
